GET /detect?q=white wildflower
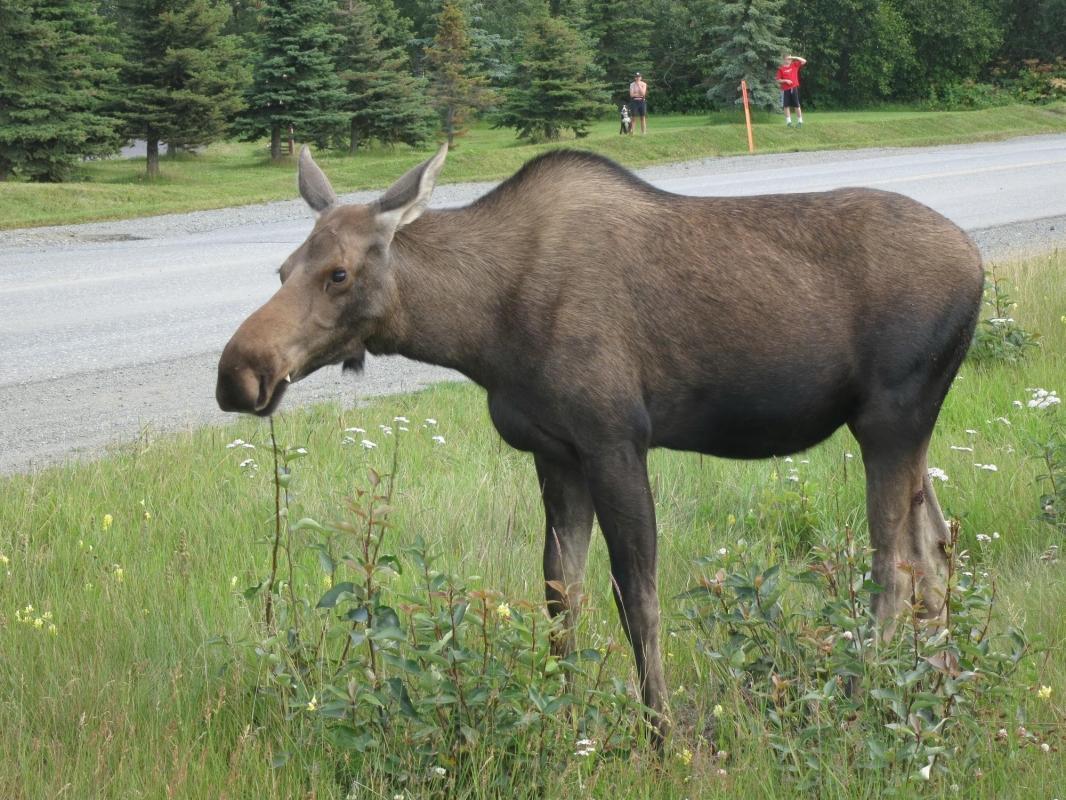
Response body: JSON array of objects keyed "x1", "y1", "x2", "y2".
[
  {"x1": 1040, "y1": 742, "x2": 1051, "y2": 753},
  {"x1": 949, "y1": 446, "x2": 974, "y2": 452},
  {"x1": 424, "y1": 418, "x2": 438, "y2": 426},
  {"x1": 379, "y1": 425, "x2": 393, "y2": 435},
  {"x1": 432, "y1": 435, "x2": 446, "y2": 445},
  {"x1": 432, "y1": 766, "x2": 447, "y2": 777},
  {"x1": 360, "y1": 439, "x2": 377, "y2": 449},
  {"x1": 976, "y1": 533, "x2": 991, "y2": 543},
  {"x1": 1027, "y1": 388, "x2": 1061, "y2": 409},
  {"x1": 341, "y1": 436, "x2": 355, "y2": 446},
  {"x1": 717, "y1": 547, "x2": 728, "y2": 557},
  {"x1": 927, "y1": 467, "x2": 949, "y2": 482},
  {"x1": 974, "y1": 463, "x2": 998, "y2": 471},
  {"x1": 575, "y1": 738, "x2": 597, "y2": 757},
  {"x1": 225, "y1": 438, "x2": 255, "y2": 449},
  {"x1": 344, "y1": 426, "x2": 366, "y2": 433},
  {"x1": 393, "y1": 416, "x2": 410, "y2": 423}
]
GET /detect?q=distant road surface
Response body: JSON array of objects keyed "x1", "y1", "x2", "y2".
[{"x1": 3, "y1": 134, "x2": 1066, "y2": 473}]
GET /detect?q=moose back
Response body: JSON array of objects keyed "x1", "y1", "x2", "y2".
[{"x1": 217, "y1": 145, "x2": 984, "y2": 742}]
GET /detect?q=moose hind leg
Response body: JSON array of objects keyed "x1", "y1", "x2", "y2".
[
  {"x1": 582, "y1": 440, "x2": 669, "y2": 745},
  {"x1": 535, "y1": 453, "x2": 595, "y2": 659},
  {"x1": 858, "y1": 437, "x2": 950, "y2": 634}
]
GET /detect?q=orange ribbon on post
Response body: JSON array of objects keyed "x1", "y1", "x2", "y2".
[{"x1": 740, "y1": 80, "x2": 755, "y2": 154}]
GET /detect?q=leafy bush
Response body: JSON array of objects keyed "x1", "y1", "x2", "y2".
[
  {"x1": 918, "y1": 81, "x2": 1013, "y2": 111},
  {"x1": 681, "y1": 523, "x2": 1045, "y2": 791},
  {"x1": 968, "y1": 268, "x2": 1041, "y2": 365},
  {"x1": 221, "y1": 429, "x2": 644, "y2": 799},
  {"x1": 993, "y1": 58, "x2": 1066, "y2": 105}
]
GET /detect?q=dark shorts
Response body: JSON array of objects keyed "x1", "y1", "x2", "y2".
[
  {"x1": 782, "y1": 88, "x2": 801, "y2": 108},
  {"x1": 629, "y1": 98, "x2": 647, "y2": 117}
]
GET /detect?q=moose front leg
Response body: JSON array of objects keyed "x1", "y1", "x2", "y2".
[
  {"x1": 535, "y1": 452, "x2": 595, "y2": 659},
  {"x1": 583, "y1": 440, "x2": 669, "y2": 746}
]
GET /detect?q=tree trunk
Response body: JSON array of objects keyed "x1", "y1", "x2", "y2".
[
  {"x1": 146, "y1": 134, "x2": 160, "y2": 179},
  {"x1": 349, "y1": 118, "x2": 359, "y2": 153},
  {"x1": 270, "y1": 125, "x2": 281, "y2": 160},
  {"x1": 445, "y1": 106, "x2": 455, "y2": 147}
]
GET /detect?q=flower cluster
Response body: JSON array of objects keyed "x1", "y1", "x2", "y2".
[{"x1": 14, "y1": 605, "x2": 57, "y2": 635}]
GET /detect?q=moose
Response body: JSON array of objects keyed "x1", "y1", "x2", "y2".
[{"x1": 217, "y1": 144, "x2": 984, "y2": 743}]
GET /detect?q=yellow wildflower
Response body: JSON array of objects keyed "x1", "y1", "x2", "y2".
[
  {"x1": 678, "y1": 748, "x2": 693, "y2": 766},
  {"x1": 102, "y1": 514, "x2": 113, "y2": 530},
  {"x1": 712, "y1": 704, "x2": 724, "y2": 718},
  {"x1": 1038, "y1": 685, "x2": 1052, "y2": 700},
  {"x1": 726, "y1": 514, "x2": 737, "y2": 527},
  {"x1": 0, "y1": 553, "x2": 8, "y2": 565},
  {"x1": 496, "y1": 603, "x2": 512, "y2": 620},
  {"x1": 48, "y1": 624, "x2": 57, "y2": 636},
  {"x1": 33, "y1": 617, "x2": 44, "y2": 629},
  {"x1": 114, "y1": 566, "x2": 124, "y2": 583},
  {"x1": 307, "y1": 695, "x2": 318, "y2": 712}
]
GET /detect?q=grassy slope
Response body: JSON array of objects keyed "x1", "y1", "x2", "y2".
[
  {"x1": 0, "y1": 247, "x2": 1063, "y2": 797},
  {"x1": 1, "y1": 104, "x2": 1065, "y2": 229}
]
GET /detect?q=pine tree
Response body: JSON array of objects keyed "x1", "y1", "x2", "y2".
[
  {"x1": 335, "y1": 0, "x2": 436, "y2": 152},
  {"x1": 240, "y1": 0, "x2": 349, "y2": 159},
  {"x1": 494, "y1": 14, "x2": 608, "y2": 141},
  {"x1": 0, "y1": 0, "x2": 122, "y2": 181},
  {"x1": 425, "y1": 0, "x2": 493, "y2": 146},
  {"x1": 585, "y1": 0, "x2": 652, "y2": 104},
  {"x1": 113, "y1": 0, "x2": 248, "y2": 177},
  {"x1": 704, "y1": 0, "x2": 790, "y2": 110}
]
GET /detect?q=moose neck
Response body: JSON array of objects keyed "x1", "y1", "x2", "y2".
[{"x1": 369, "y1": 207, "x2": 505, "y2": 385}]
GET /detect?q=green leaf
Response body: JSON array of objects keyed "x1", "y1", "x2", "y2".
[
  {"x1": 294, "y1": 517, "x2": 326, "y2": 532},
  {"x1": 317, "y1": 582, "x2": 355, "y2": 608},
  {"x1": 327, "y1": 725, "x2": 376, "y2": 752},
  {"x1": 270, "y1": 750, "x2": 291, "y2": 768}
]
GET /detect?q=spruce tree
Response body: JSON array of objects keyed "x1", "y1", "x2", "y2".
[
  {"x1": 335, "y1": 0, "x2": 435, "y2": 152},
  {"x1": 0, "y1": 0, "x2": 121, "y2": 181},
  {"x1": 704, "y1": 0, "x2": 790, "y2": 110},
  {"x1": 240, "y1": 0, "x2": 349, "y2": 159},
  {"x1": 495, "y1": 14, "x2": 608, "y2": 141},
  {"x1": 113, "y1": 0, "x2": 248, "y2": 177},
  {"x1": 585, "y1": 0, "x2": 652, "y2": 103},
  {"x1": 425, "y1": 0, "x2": 493, "y2": 146}
]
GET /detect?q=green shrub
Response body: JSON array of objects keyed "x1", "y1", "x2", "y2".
[
  {"x1": 682, "y1": 522, "x2": 1044, "y2": 791},
  {"x1": 969, "y1": 268, "x2": 1041, "y2": 365}
]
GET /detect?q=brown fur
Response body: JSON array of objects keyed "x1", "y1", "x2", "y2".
[{"x1": 217, "y1": 147, "x2": 984, "y2": 745}]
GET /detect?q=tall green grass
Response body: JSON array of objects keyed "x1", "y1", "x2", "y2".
[
  {"x1": 0, "y1": 250, "x2": 1063, "y2": 798},
  {"x1": 2, "y1": 103, "x2": 1066, "y2": 229}
]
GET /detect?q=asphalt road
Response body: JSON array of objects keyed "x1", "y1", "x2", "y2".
[{"x1": 3, "y1": 134, "x2": 1066, "y2": 474}]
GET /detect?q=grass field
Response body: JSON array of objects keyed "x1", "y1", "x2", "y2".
[
  {"x1": 2, "y1": 103, "x2": 1066, "y2": 229},
  {"x1": 0, "y1": 236, "x2": 1063, "y2": 797}
]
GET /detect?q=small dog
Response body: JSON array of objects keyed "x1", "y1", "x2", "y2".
[{"x1": 620, "y1": 104, "x2": 633, "y2": 135}]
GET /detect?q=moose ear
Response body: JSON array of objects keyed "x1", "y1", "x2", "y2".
[
  {"x1": 374, "y1": 144, "x2": 448, "y2": 238},
  {"x1": 298, "y1": 146, "x2": 337, "y2": 215}
]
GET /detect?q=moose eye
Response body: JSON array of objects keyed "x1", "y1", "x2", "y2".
[{"x1": 330, "y1": 269, "x2": 348, "y2": 284}]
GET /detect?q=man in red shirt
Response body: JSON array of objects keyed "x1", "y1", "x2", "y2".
[{"x1": 775, "y1": 55, "x2": 807, "y2": 127}]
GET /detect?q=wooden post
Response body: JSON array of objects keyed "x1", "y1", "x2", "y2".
[{"x1": 740, "y1": 80, "x2": 755, "y2": 154}]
